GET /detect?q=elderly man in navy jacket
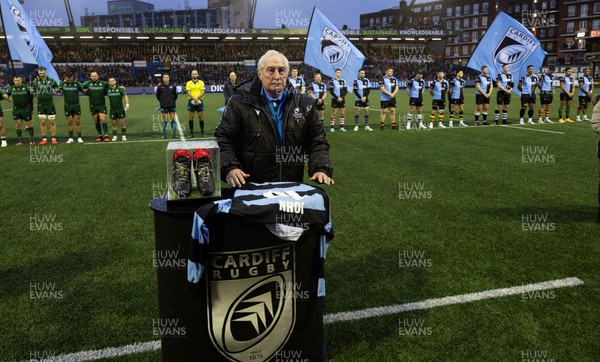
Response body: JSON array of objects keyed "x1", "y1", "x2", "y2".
[{"x1": 216, "y1": 50, "x2": 334, "y2": 187}]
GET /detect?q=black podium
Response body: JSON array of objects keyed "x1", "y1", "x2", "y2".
[
  {"x1": 150, "y1": 195, "x2": 224, "y2": 361},
  {"x1": 150, "y1": 183, "x2": 328, "y2": 362}
]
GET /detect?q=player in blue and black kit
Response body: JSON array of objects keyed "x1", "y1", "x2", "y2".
[
  {"x1": 448, "y1": 70, "x2": 468, "y2": 127},
  {"x1": 577, "y1": 67, "x2": 594, "y2": 121},
  {"x1": 495, "y1": 64, "x2": 513, "y2": 125},
  {"x1": 538, "y1": 66, "x2": 555, "y2": 123},
  {"x1": 559, "y1": 67, "x2": 575, "y2": 122},
  {"x1": 308, "y1": 72, "x2": 327, "y2": 126},
  {"x1": 353, "y1": 69, "x2": 373, "y2": 131},
  {"x1": 407, "y1": 70, "x2": 426, "y2": 130},
  {"x1": 288, "y1": 67, "x2": 306, "y2": 94},
  {"x1": 428, "y1": 71, "x2": 448, "y2": 128},
  {"x1": 379, "y1": 67, "x2": 399, "y2": 130},
  {"x1": 475, "y1": 66, "x2": 493, "y2": 126},
  {"x1": 518, "y1": 65, "x2": 539, "y2": 125},
  {"x1": 328, "y1": 68, "x2": 347, "y2": 132}
]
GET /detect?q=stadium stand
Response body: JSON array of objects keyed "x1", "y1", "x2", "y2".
[{"x1": 0, "y1": 42, "x2": 479, "y2": 87}]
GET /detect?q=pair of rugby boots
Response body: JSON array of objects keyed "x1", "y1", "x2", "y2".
[{"x1": 172, "y1": 148, "x2": 215, "y2": 198}]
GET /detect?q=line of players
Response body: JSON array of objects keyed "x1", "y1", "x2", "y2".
[
  {"x1": 0, "y1": 67, "x2": 130, "y2": 148},
  {"x1": 289, "y1": 64, "x2": 595, "y2": 132},
  {"x1": 0, "y1": 68, "x2": 208, "y2": 148}
]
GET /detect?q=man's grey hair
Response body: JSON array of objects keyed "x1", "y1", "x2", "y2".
[{"x1": 257, "y1": 50, "x2": 290, "y2": 74}]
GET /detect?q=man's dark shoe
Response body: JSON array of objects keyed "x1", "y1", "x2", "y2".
[
  {"x1": 172, "y1": 149, "x2": 192, "y2": 198},
  {"x1": 193, "y1": 148, "x2": 215, "y2": 196}
]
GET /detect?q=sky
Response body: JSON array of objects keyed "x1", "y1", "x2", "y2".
[{"x1": 20, "y1": 0, "x2": 422, "y2": 28}]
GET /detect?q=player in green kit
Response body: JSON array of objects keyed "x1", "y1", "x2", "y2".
[
  {"x1": 59, "y1": 73, "x2": 85, "y2": 144},
  {"x1": 33, "y1": 67, "x2": 59, "y2": 145},
  {"x1": 3, "y1": 75, "x2": 35, "y2": 146},
  {"x1": 107, "y1": 77, "x2": 130, "y2": 141},
  {"x1": 0, "y1": 88, "x2": 7, "y2": 147},
  {"x1": 82, "y1": 71, "x2": 110, "y2": 142}
]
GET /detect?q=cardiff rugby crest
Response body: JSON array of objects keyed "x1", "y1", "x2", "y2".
[
  {"x1": 493, "y1": 26, "x2": 539, "y2": 75},
  {"x1": 207, "y1": 244, "x2": 295, "y2": 362},
  {"x1": 9, "y1": 4, "x2": 39, "y2": 58},
  {"x1": 320, "y1": 26, "x2": 351, "y2": 69}
]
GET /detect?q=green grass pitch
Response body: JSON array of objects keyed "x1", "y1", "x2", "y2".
[{"x1": 1, "y1": 89, "x2": 599, "y2": 361}]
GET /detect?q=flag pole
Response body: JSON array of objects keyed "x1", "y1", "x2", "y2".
[{"x1": 0, "y1": 3, "x2": 17, "y2": 77}]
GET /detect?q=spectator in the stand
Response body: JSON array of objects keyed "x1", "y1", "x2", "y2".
[{"x1": 1, "y1": 42, "x2": 477, "y2": 92}]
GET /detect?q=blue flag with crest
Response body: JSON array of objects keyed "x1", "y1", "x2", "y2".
[
  {"x1": 1, "y1": 0, "x2": 60, "y2": 82},
  {"x1": 466, "y1": 11, "x2": 546, "y2": 96},
  {"x1": 304, "y1": 7, "x2": 365, "y2": 84}
]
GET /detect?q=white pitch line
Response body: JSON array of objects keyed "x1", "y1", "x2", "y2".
[
  {"x1": 40, "y1": 341, "x2": 160, "y2": 362},
  {"x1": 173, "y1": 112, "x2": 186, "y2": 142},
  {"x1": 35, "y1": 277, "x2": 583, "y2": 361},
  {"x1": 83, "y1": 138, "x2": 169, "y2": 145},
  {"x1": 324, "y1": 277, "x2": 583, "y2": 324},
  {"x1": 500, "y1": 125, "x2": 565, "y2": 135},
  {"x1": 83, "y1": 137, "x2": 216, "y2": 145}
]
